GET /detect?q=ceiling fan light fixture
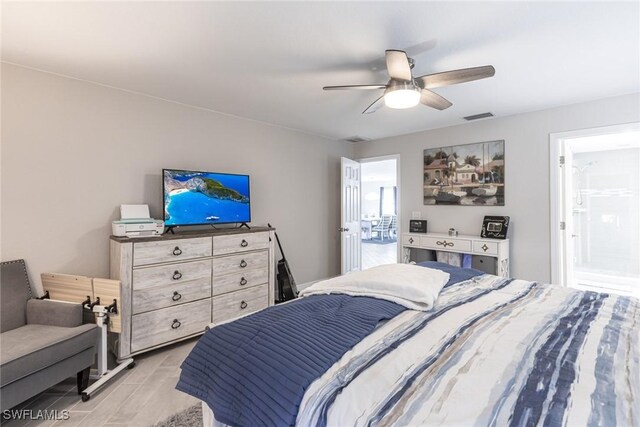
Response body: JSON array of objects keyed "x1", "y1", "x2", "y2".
[
  {"x1": 323, "y1": 49, "x2": 495, "y2": 114},
  {"x1": 384, "y1": 84, "x2": 421, "y2": 109}
]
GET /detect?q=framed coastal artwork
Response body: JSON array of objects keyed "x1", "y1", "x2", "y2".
[{"x1": 423, "y1": 140, "x2": 505, "y2": 206}]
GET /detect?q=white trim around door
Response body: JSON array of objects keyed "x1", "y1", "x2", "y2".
[{"x1": 549, "y1": 122, "x2": 640, "y2": 288}]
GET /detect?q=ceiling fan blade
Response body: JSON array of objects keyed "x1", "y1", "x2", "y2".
[
  {"x1": 420, "y1": 89, "x2": 452, "y2": 110},
  {"x1": 416, "y1": 65, "x2": 495, "y2": 89},
  {"x1": 385, "y1": 50, "x2": 412, "y2": 81},
  {"x1": 362, "y1": 96, "x2": 384, "y2": 114},
  {"x1": 323, "y1": 84, "x2": 387, "y2": 91}
]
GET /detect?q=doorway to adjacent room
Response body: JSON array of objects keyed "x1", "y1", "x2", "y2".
[
  {"x1": 551, "y1": 123, "x2": 640, "y2": 298},
  {"x1": 360, "y1": 157, "x2": 399, "y2": 270}
]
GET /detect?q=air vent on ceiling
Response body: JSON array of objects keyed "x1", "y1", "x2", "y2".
[
  {"x1": 344, "y1": 136, "x2": 371, "y2": 143},
  {"x1": 463, "y1": 112, "x2": 494, "y2": 121}
]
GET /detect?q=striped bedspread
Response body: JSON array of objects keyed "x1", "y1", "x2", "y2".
[{"x1": 295, "y1": 275, "x2": 640, "y2": 427}]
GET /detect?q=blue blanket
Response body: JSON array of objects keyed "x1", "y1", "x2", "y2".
[
  {"x1": 176, "y1": 294, "x2": 405, "y2": 427},
  {"x1": 417, "y1": 261, "x2": 484, "y2": 287}
]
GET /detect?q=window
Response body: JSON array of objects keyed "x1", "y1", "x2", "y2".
[{"x1": 380, "y1": 186, "x2": 397, "y2": 215}]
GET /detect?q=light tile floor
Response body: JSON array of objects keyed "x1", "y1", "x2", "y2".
[
  {"x1": 361, "y1": 241, "x2": 398, "y2": 270},
  {"x1": 2, "y1": 339, "x2": 199, "y2": 427}
]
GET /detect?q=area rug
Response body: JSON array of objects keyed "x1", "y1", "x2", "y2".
[
  {"x1": 362, "y1": 238, "x2": 397, "y2": 245},
  {"x1": 154, "y1": 403, "x2": 202, "y2": 427}
]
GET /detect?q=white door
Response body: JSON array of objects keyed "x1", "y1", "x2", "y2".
[
  {"x1": 341, "y1": 157, "x2": 361, "y2": 274},
  {"x1": 559, "y1": 143, "x2": 576, "y2": 288}
]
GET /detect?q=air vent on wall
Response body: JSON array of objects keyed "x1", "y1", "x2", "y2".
[
  {"x1": 463, "y1": 112, "x2": 494, "y2": 121},
  {"x1": 344, "y1": 136, "x2": 371, "y2": 143}
]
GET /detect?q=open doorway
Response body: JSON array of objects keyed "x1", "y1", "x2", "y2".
[
  {"x1": 551, "y1": 123, "x2": 640, "y2": 298},
  {"x1": 360, "y1": 157, "x2": 399, "y2": 269}
]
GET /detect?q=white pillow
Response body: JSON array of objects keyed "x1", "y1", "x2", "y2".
[{"x1": 300, "y1": 263, "x2": 449, "y2": 311}]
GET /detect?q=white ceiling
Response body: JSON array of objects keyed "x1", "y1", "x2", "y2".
[
  {"x1": 362, "y1": 159, "x2": 397, "y2": 183},
  {"x1": 3, "y1": 1, "x2": 639, "y2": 141}
]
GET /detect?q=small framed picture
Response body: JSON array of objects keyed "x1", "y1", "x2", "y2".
[{"x1": 481, "y1": 216, "x2": 510, "y2": 239}]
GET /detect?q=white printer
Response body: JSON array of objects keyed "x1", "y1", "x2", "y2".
[{"x1": 112, "y1": 204, "x2": 164, "y2": 238}]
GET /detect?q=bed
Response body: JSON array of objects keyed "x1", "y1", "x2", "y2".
[{"x1": 177, "y1": 262, "x2": 639, "y2": 427}]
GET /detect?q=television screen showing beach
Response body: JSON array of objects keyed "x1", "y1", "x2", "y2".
[{"x1": 164, "y1": 170, "x2": 250, "y2": 226}]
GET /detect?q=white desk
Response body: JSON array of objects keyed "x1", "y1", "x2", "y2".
[{"x1": 401, "y1": 232, "x2": 510, "y2": 277}]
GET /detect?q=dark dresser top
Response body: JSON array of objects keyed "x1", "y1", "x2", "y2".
[{"x1": 110, "y1": 226, "x2": 273, "y2": 243}]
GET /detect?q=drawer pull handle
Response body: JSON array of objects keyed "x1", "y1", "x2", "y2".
[
  {"x1": 171, "y1": 319, "x2": 181, "y2": 329},
  {"x1": 240, "y1": 301, "x2": 248, "y2": 310},
  {"x1": 240, "y1": 239, "x2": 249, "y2": 247},
  {"x1": 172, "y1": 271, "x2": 182, "y2": 280},
  {"x1": 240, "y1": 277, "x2": 247, "y2": 286},
  {"x1": 240, "y1": 260, "x2": 247, "y2": 268},
  {"x1": 172, "y1": 247, "x2": 183, "y2": 256},
  {"x1": 436, "y1": 240, "x2": 454, "y2": 248},
  {"x1": 172, "y1": 291, "x2": 182, "y2": 301},
  {"x1": 408, "y1": 237, "x2": 414, "y2": 244}
]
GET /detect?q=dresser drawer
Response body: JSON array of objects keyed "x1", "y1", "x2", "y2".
[
  {"x1": 132, "y1": 259, "x2": 211, "y2": 290},
  {"x1": 420, "y1": 236, "x2": 472, "y2": 252},
  {"x1": 212, "y1": 250, "x2": 268, "y2": 276},
  {"x1": 212, "y1": 267, "x2": 268, "y2": 296},
  {"x1": 213, "y1": 232, "x2": 270, "y2": 256},
  {"x1": 133, "y1": 237, "x2": 212, "y2": 266},
  {"x1": 211, "y1": 284, "x2": 268, "y2": 325},
  {"x1": 132, "y1": 278, "x2": 211, "y2": 314},
  {"x1": 402, "y1": 234, "x2": 421, "y2": 246},
  {"x1": 473, "y1": 240, "x2": 498, "y2": 256},
  {"x1": 131, "y1": 299, "x2": 211, "y2": 352}
]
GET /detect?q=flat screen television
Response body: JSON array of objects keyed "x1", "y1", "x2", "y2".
[{"x1": 163, "y1": 169, "x2": 251, "y2": 227}]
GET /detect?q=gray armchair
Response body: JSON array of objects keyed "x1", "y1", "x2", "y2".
[{"x1": 0, "y1": 260, "x2": 99, "y2": 410}]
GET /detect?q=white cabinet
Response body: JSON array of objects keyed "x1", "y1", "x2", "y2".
[
  {"x1": 401, "y1": 232, "x2": 509, "y2": 278},
  {"x1": 110, "y1": 227, "x2": 275, "y2": 360}
]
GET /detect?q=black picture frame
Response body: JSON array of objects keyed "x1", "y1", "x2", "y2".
[
  {"x1": 481, "y1": 216, "x2": 510, "y2": 239},
  {"x1": 409, "y1": 220, "x2": 428, "y2": 233}
]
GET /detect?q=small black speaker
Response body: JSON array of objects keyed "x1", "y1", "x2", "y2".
[{"x1": 409, "y1": 220, "x2": 428, "y2": 233}]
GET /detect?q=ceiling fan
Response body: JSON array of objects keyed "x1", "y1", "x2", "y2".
[{"x1": 323, "y1": 50, "x2": 495, "y2": 114}]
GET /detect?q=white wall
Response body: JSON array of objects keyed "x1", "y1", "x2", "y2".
[
  {"x1": 1, "y1": 64, "x2": 353, "y2": 292},
  {"x1": 354, "y1": 93, "x2": 640, "y2": 282}
]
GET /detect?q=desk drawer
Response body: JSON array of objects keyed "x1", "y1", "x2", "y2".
[
  {"x1": 212, "y1": 251, "x2": 268, "y2": 276},
  {"x1": 133, "y1": 238, "x2": 212, "y2": 266},
  {"x1": 402, "y1": 235, "x2": 421, "y2": 246},
  {"x1": 420, "y1": 236, "x2": 472, "y2": 252},
  {"x1": 212, "y1": 268, "x2": 268, "y2": 296},
  {"x1": 131, "y1": 299, "x2": 210, "y2": 352},
  {"x1": 132, "y1": 259, "x2": 211, "y2": 290},
  {"x1": 132, "y1": 278, "x2": 211, "y2": 314},
  {"x1": 473, "y1": 240, "x2": 498, "y2": 256},
  {"x1": 213, "y1": 232, "x2": 269, "y2": 256},
  {"x1": 211, "y1": 284, "x2": 268, "y2": 325}
]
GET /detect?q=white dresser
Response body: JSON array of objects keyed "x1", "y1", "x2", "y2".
[
  {"x1": 110, "y1": 227, "x2": 275, "y2": 360},
  {"x1": 401, "y1": 232, "x2": 510, "y2": 277}
]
